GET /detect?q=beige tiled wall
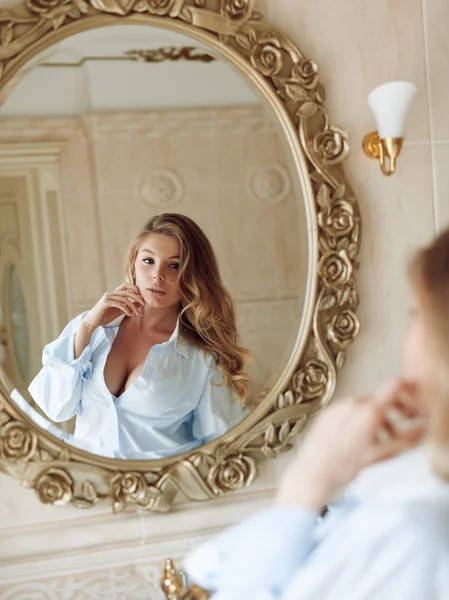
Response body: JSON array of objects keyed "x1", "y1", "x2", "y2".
[
  {"x1": 426, "y1": 0, "x2": 449, "y2": 230},
  {"x1": 0, "y1": 0, "x2": 447, "y2": 596}
]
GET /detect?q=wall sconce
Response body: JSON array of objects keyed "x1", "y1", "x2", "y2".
[{"x1": 363, "y1": 81, "x2": 417, "y2": 176}]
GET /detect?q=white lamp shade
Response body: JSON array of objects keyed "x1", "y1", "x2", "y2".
[{"x1": 367, "y1": 81, "x2": 417, "y2": 139}]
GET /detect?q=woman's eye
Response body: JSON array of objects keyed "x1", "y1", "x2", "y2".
[
  {"x1": 142, "y1": 258, "x2": 154, "y2": 265},
  {"x1": 169, "y1": 263, "x2": 180, "y2": 270}
]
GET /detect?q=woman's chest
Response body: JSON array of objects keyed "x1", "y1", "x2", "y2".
[
  {"x1": 89, "y1": 336, "x2": 206, "y2": 411},
  {"x1": 103, "y1": 332, "x2": 152, "y2": 396},
  {"x1": 103, "y1": 323, "x2": 173, "y2": 394}
]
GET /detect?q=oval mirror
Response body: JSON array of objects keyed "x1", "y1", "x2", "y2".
[{"x1": 0, "y1": 1, "x2": 360, "y2": 512}]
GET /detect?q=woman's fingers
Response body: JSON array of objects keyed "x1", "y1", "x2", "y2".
[
  {"x1": 116, "y1": 283, "x2": 142, "y2": 295},
  {"x1": 368, "y1": 377, "x2": 421, "y2": 424},
  {"x1": 372, "y1": 378, "x2": 420, "y2": 412},
  {"x1": 277, "y1": 378, "x2": 426, "y2": 509},
  {"x1": 366, "y1": 424, "x2": 426, "y2": 465},
  {"x1": 368, "y1": 378, "x2": 427, "y2": 442},
  {"x1": 107, "y1": 300, "x2": 134, "y2": 317},
  {"x1": 111, "y1": 296, "x2": 142, "y2": 316},
  {"x1": 361, "y1": 379, "x2": 428, "y2": 464},
  {"x1": 371, "y1": 379, "x2": 408, "y2": 407},
  {"x1": 107, "y1": 293, "x2": 144, "y2": 316},
  {"x1": 112, "y1": 290, "x2": 145, "y2": 305}
]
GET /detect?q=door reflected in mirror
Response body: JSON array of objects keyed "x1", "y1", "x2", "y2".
[{"x1": 0, "y1": 24, "x2": 309, "y2": 460}]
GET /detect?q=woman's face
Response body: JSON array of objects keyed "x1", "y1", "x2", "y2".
[{"x1": 134, "y1": 233, "x2": 181, "y2": 309}]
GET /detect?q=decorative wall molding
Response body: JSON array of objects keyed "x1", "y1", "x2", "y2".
[
  {"x1": 83, "y1": 106, "x2": 277, "y2": 137},
  {"x1": 139, "y1": 168, "x2": 184, "y2": 207},
  {"x1": 247, "y1": 163, "x2": 291, "y2": 207},
  {"x1": 0, "y1": 490, "x2": 274, "y2": 593},
  {"x1": 0, "y1": 144, "x2": 71, "y2": 343},
  {"x1": 0, "y1": 107, "x2": 278, "y2": 142},
  {"x1": 0, "y1": 557, "x2": 167, "y2": 600},
  {"x1": 0, "y1": 119, "x2": 83, "y2": 143}
]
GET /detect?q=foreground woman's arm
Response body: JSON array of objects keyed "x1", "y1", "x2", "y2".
[{"x1": 184, "y1": 380, "x2": 426, "y2": 599}]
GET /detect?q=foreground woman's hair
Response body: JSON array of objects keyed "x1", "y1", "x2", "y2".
[{"x1": 410, "y1": 228, "x2": 449, "y2": 478}]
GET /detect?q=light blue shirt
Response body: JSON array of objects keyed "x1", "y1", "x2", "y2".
[
  {"x1": 185, "y1": 448, "x2": 449, "y2": 599},
  {"x1": 10, "y1": 388, "x2": 109, "y2": 456},
  {"x1": 28, "y1": 313, "x2": 245, "y2": 459}
]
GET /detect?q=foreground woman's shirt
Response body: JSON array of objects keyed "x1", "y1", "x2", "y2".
[
  {"x1": 185, "y1": 448, "x2": 449, "y2": 600},
  {"x1": 29, "y1": 313, "x2": 244, "y2": 459}
]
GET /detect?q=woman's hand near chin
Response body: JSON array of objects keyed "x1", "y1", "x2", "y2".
[
  {"x1": 276, "y1": 378, "x2": 428, "y2": 511},
  {"x1": 83, "y1": 283, "x2": 145, "y2": 329},
  {"x1": 74, "y1": 283, "x2": 145, "y2": 359}
]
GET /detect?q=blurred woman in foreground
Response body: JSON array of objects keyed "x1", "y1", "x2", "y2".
[{"x1": 184, "y1": 230, "x2": 449, "y2": 599}]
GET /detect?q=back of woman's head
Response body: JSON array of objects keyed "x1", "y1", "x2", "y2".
[
  {"x1": 125, "y1": 213, "x2": 252, "y2": 404},
  {"x1": 411, "y1": 228, "x2": 449, "y2": 477}
]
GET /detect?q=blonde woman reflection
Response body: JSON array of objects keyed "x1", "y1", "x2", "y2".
[
  {"x1": 185, "y1": 230, "x2": 449, "y2": 599},
  {"x1": 29, "y1": 214, "x2": 251, "y2": 459}
]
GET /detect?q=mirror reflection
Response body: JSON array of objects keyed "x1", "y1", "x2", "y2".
[
  {"x1": 29, "y1": 214, "x2": 251, "y2": 459},
  {"x1": 0, "y1": 25, "x2": 308, "y2": 459}
]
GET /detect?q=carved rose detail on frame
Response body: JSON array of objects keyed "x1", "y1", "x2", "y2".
[
  {"x1": 328, "y1": 309, "x2": 360, "y2": 348},
  {"x1": 222, "y1": 0, "x2": 254, "y2": 23},
  {"x1": 292, "y1": 359, "x2": 328, "y2": 400},
  {"x1": 291, "y1": 59, "x2": 319, "y2": 89},
  {"x1": 250, "y1": 34, "x2": 283, "y2": 77},
  {"x1": 111, "y1": 471, "x2": 160, "y2": 511},
  {"x1": 207, "y1": 446, "x2": 256, "y2": 494},
  {"x1": 36, "y1": 468, "x2": 73, "y2": 506},
  {"x1": 0, "y1": 421, "x2": 37, "y2": 461},
  {"x1": 136, "y1": 0, "x2": 183, "y2": 15},
  {"x1": 25, "y1": 0, "x2": 70, "y2": 13},
  {"x1": 319, "y1": 250, "x2": 352, "y2": 288},
  {"x1": 318, "y1": 199, "x2": 355, "y2": 238},
  {"x1": 89, "y1": 0, "x2": 135, "y2": 14},
  {"x1": 313, "y1": 126, "x2": 349, "y2": 165}
]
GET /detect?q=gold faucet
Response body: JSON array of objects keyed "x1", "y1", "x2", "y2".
[{"x1": 160, "y1": 559, "x2": 210, "y2": 600}]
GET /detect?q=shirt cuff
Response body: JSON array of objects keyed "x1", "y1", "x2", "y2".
[
  {"x1": 43, "y1": 331, "x2": 93, "y2": 379},
  {"x1": 184, "y1": 506, "x2": 318, "y2": 595}
]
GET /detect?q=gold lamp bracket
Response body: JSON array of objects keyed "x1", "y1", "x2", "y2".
[
  {"x1": 362, "y1": 130, "x2": 403, "y2": 176},
  {"x1": 363, "y1": 130, "x2": 381, "y2": 160}
]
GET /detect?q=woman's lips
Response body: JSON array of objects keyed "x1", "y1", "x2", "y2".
[{"x1": 146, "y1": 287, "x2": 166, "y2": 297}]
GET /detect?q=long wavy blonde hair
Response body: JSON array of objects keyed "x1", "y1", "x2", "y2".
[
  {"x1": 410, "y1": 228, "x2": 449, "y2": 479},
  {"x1": 124, "y1": 213, "x2": 252, "y2": 405}
]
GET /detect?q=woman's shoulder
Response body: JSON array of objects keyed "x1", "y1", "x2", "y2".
[
  {"x1": 353, "y1": 498, "x2": 449, "y2": 578},
  {"x1": 288, "y1": 498, "x2": 449, "y2": 600},
  {"x1": 353, "y1": 492, "x2": 449, "y2": 543},
  {"x1": 403, "y1": 499, "x2": 449, "y2": 545},
  {"x1": 186, "y1": 344, "x2": 216, "y2": 370},
  {"x1": 368, "y1": 507, "x2": 449, "y2": 596}
]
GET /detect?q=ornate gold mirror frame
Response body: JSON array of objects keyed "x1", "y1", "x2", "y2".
[{"x1": 0, "y1": 0, "x2": 361, "y2": 513}]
